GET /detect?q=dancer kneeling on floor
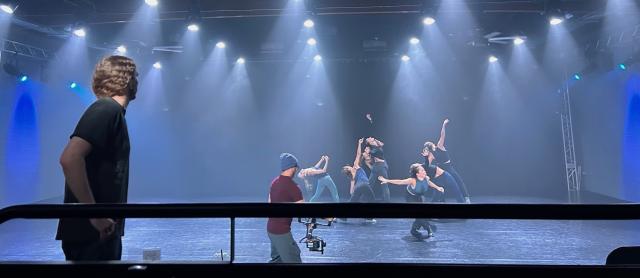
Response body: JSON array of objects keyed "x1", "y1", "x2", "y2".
[{"x1": 379, "y1": 163, "x2": 442, "y2": 239}]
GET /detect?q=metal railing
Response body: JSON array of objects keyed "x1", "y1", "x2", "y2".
[{"x1": 1, "y1": 203, "x2": 639, "y2": 270}]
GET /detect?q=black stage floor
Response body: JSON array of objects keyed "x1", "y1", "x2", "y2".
[{"x1": 1, "y1": 196, "x2": 638, "y2": 264}]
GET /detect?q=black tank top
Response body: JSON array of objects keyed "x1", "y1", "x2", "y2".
[
  {"x1": 423, "y1": 162, "x2": 437, "y2": 179},
  {"x1": 433, "y1": 148, "x2": 451, "y2": 165}
]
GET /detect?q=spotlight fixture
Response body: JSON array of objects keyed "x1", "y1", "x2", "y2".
[
  {"x1": 549, "y1": 17, "x2": 563, "y2": 25},
  {"x1": 116, "y1": 45, "x2": 127, "y2": 54},
  {"x1": 513, "y1": 37, "x2": 525, "y2": 45},
  {"x1": 304, "y1": 19, "x2": 314, "y2": 28},
  {"x1": 423, "y1": 17, "x2": 436, "y2": 25},
  {"x1": 187, "y1": 24, "x2": 199, "y2": 32},
  {"x1": 73, "y1": 28, "x2": 86, "y2": 37},
  {"x1": 307, "y1": 38, "x2": 317, "y2": 46},
  {"x1": 145, "y1": 0, "x2": 158, "y2": 7},
  {"x1": 0, "y1": 4, "x2": 14, "y2": 14}
]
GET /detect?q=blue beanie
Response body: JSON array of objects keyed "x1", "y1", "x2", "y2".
[{"x1": 280, "y1": 153, "x2": 299, "y2": 171}]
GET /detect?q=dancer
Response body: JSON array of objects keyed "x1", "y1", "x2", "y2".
[
  {"x1": 342, "y1": 138, "x2": 376, "y2": 223},
  {"x1": 422, "y1": 147, "x2": 465, "y2": 203},
  {"x1": 365, "y1": 137, "x2": 390, "y2": 202},
  {"x1": 379, "y1": 164, "x2": 442, "y2": 239},
  {"x1": 298, "y1": 155, "x2": 340, "y2": 202},
  {"x1": 424, "y1": 119, "x2": 471, "y2": 203}
]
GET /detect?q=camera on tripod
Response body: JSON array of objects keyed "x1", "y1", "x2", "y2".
[{"x1": 297, "y1": 217, "x2": 333, "y2": 254}]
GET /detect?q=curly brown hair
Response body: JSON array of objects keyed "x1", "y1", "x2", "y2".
[{"x1": 92, "y1": 55, "x2": 137, "y2": 98}]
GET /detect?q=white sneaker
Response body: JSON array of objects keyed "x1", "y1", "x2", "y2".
[
  {"x1": 464, "y1": 197, "x2": 471, "y2": 204},
  {"x1": 364, "y1": 218, "x2": 377, "y2": 224}
]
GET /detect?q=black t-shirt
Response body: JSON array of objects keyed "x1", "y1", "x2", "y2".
[{"x1": 56, "y1": 97, "x2": 130, "y2": 241}]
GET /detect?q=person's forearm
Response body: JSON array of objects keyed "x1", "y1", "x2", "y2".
[
  {"x1": 427, "y1": 180, "x2": 441, "y2": 190},
  {"x1": 61, "y1": 157, "x2": 95, "y2": 204},
  {"x1": 438, "y1": 122, "x2": 447, "y2": 147},
  {"x1": 384, "y1": 179, "x2": 410, "y2": 186}
]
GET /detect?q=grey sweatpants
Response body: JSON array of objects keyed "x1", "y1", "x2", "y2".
[{"x1": 268, "y1": 231, "x2": 302, "y2": 263}]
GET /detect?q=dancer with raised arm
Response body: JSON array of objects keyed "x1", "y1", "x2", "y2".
[
  {"x1": 299, "y1": 155, "x2": 340, "y2": 202},
  {"x1": 342, "y1": 138, "x2": 376, "y2": 223},
  {"x1": 424, "y1": 119, "x2": 471, "y2": 203}
]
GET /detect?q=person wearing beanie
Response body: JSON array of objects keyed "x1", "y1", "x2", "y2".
[{"x1": 266, "y1": 153, "x2": 304, "y2": 263}]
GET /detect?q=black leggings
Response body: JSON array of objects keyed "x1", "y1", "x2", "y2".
[
  {"x1": 440, "y1": 163, "x2": 470, "y2": 198},
  {"x1": 406, "y1": 191, "x2": 432, "y2": 234},
  {"x1": 369, "y1": 162, "x2": 391, "y2": 202},
  {"x1": 350, "y1": 183, "x2": 375, "y2": 202}
]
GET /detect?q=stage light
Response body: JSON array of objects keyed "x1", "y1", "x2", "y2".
[
  {"x1": 145, "y1": 0, "x2": 158, "y2": 7},
  {"x1": 73, "y1": 28, "x2": 86, "y2": 37},
  {"x1": 401, "y1": 55, "x2": 410, "y2": 62},
  {"x1": 573, "y1": 74, "x2": 581, "y2": 80},
  {"x1": 314, "y1": 54, "x2": 322, "y2": 61},
  {"x1": 489, "y1": 55, "x2": 498, "y2": 63},
  {"x1": 153, "y1": 62, "x2": 162, "y2": 69},
  {"x1": 70, "y1": 82, "x2": 78, "y2": 89},
  {"x1": 0, "y1": 4, "x2": 14, "y2": 14},
  {"x1": 216, "y1": 41, "x2": 226, "y2": 49},
  {"x1": 550, "y1": 17, "x2": 563, "y2": 25},
  {"x1": 236, "y1": 57, "x2": 245, "y2": 64},
  {"x1": 423, "y1": 17, "x2": 436, "y2": 25},
  {"x1": 187, "y1": 24, "x2": 199, "y2": 32},
  {"x1": 513, "y1": 37, "x2": 525, "y2": 45},
  {"x1": 116, "y1": 45, "x2": 127, "y2": 54},
  {"x1": 619, "y1": 64, "x2": 627, "y2": 70},
  {"x1": 409, "y1": 37, "x2": 420, "y2": 45},
  {"x1": 307, "y1": 38, "x2": 317, "y2": 46},
  {"x1": 304, "y1": 19, "x2": 314, "y2": 28},
  {"x1": 19, "y1": 75, "x2": 28, "y2": 82}
]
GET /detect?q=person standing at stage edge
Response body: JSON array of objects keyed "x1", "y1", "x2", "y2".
[
  {"x1": 267, "y1": 153, "x2": 305, "y2": 263},
  {"x1": 56, "y1": 56, "x2": 138, "y2": 261}
]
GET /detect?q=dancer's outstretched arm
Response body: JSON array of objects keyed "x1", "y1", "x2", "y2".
[
  {"x1": 437, "y1": 118, "x2": 449, "y2": 150},
  {"x1": 378, "y1": 176, "x2": 415, "y2": 186}
]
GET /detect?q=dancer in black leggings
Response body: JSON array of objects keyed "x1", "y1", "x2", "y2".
[
  {"x1": 364, "y1": 137, "x2": 390, "y2": 202},
  {"x1": 424, "y1": 119, "x2": 471, "y2": 203},
  {"x1": 422, "y1": 147, "x2": 465, "y2": 203},
  {"x1": 379, "y1": 163, "x2": 442, "y2": 239},
  {"x1": 342, "y1": 138, "x2": 376, "y2": 223}
]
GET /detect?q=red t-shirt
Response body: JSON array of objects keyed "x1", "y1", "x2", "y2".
[{"x1": 267, "y1": 175, "x2": 303, "y2": 234}]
